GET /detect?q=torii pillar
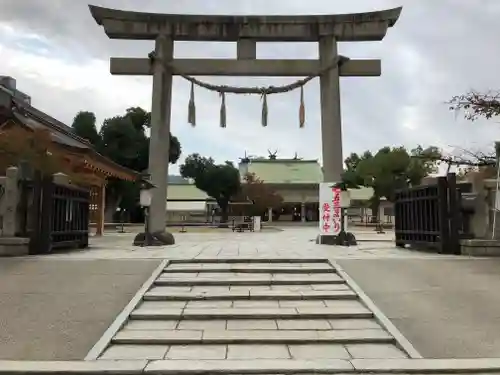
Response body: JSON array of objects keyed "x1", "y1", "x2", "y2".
[
  {"x1": 88, "y1": 5, "x2": 402, "y2": 244},
  {"x1": 319, "y1": 35, "x2": 343, "y2": 183}
]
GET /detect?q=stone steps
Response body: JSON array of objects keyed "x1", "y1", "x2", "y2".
[
  {"x1": 143, "y1": 289, "x2": 357, "y2": 301},
  {"x1": 130, "y1": 307, "x2": 374, "y2": 320},
  {"x1": 122, "y1": 318, "x2": 384, "y2": 331},
  {"x1": 165, "y1": 263, "x2": 335, "y2": 273},
  {"x1": 95, "y1": 259, "x2": 411, "y2": 362},
  {"x1": 155, "y1": 274, "x2": 345, "y2": 286},
  {"x1": 165, "y1": 267, "x2": 335, "y2": 273},
  {"x1": 112, "y1": 328, "x2": 394, "y2": 345},
  {"x1": 6, "y1": 358, "x2": 500, "y2": 374},
  {"x1": 169, "y1": 258, "x2": 330, "y2": 264}
]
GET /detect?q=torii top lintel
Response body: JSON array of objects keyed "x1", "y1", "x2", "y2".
[{"x1": 89, "y1": 5, "x2": 402, "y2": 42}]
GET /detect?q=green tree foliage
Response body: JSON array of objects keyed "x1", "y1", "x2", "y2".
[
  {"x1": 71, "y1": 107, "x2": 182, "y2": 219},
  {"x1": 180, "y1": 153, "x2": 241, "y2": 224},
  {"x1": 71, "y1": 111, "x2": 100, "y2": 146},
  {"x1": 341, "y1": 145, "x2": 441, "y2": 220}
]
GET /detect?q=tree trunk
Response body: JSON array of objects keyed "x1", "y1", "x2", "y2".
[
  {"x1": 218, "y1": 200, "x2": 229, "y2": 228},
  {"x1": 370, "y1": 197, "x2": 380, "y2": 223}
]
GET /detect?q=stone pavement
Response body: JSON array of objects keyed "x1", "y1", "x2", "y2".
[
  {"x1": 3, "y1": 228, "x2": 500, "y2": 373},
  {"x1": 90, "y1": 258, "x2": 413, "y2": 362},
  {"x1": 43, "y1": 227, "x2": 458, "y2": 261}
]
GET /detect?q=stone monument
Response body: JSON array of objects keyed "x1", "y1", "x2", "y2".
[{"x1": 89, "y1": 5, "x2": 402, "y2": 244}]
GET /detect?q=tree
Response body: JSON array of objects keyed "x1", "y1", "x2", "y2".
[
  {"x1": 449, "y1": 90, "x2": 500, "y2": 121},
  {"x1": 341, "y1": 151, "x2": 373, "y2": 189},
  {"x1": 71, "y1": 111, "x2": 100, "y2": 146},
  {"x1": 70, "y1": 107, "x2": 182, "y2": 220},
  {"x1": 448, "y1": 90, "x2": 500, "y2": 178},
  {"x1": 341, "y1": 145, "x2": 441, "y2": 221},
  {"x1": 180, "y1": 153, "x2": 241, "y2": 225},
  {"x1": 406, "y1": 145, "x2": 442, "y2": 185},
  {"x1": 233, "y1": 173, "x2": 283, "y2": 216}
]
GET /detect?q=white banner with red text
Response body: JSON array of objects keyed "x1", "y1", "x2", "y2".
[{"x1": 319, "y1": 183, "x2": 350, "y2": 236}]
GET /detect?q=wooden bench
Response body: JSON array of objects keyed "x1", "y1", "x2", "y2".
[{"x1": 232, "y1": 217, "x2": 254, "y2": 232}]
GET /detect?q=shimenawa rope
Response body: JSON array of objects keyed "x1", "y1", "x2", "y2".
[{"x1": 148, "y1": 51, "x2": 348, "y2": 128}]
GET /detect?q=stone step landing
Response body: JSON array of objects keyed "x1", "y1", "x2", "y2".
[
  {"x1": 154, "y1": 273, "x2": 345, "y2": 286},
  {"x1": 113, "y1": 328, "x2": 393, "y2": 345},
  {"x1": 6, "y1": 359, "x2": 500, "y2": 374},
  {"x1": 166, "y1": 263, "x2": 335, "y2": 273},
  {"x1": 94, "y1": 259, "x2": 412, "y2": 362},
  {"x1": 143, "y1": 288, "x2": 357, "y2": 301}
]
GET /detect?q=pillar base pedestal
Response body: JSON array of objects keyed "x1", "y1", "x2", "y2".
[
  {"x1": 0, "y1": 237, "x2": 29, "y2": 257},
  {"x1": 316, "y1": 232, "x2": 357, "y2": 246},
  {"x1": 133, "y1": 230, "x2": 175, "y2": 247}
]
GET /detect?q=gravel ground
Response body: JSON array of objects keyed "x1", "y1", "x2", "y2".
[
  {"x1": 339, "y1": 258, "x2": 500, "y2": 358},
  {"x1": 0, "y1": 258, "x2": 159, "y2": 360}
]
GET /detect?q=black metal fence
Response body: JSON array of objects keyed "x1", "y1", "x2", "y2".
[
  {"x1": 25, "y1": 174, "x2": 90, "y2": 254},
  {"x1": 394, "y1": 173, "x2": 470, "y2": 255}
]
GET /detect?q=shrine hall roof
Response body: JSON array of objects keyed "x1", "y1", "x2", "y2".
[
  {"x1": 0, "y1": 78, "x2": 138, "y2": 181},
  {"x1": 167, "y1": 183, "x2": 209, "y2": 201},
  {"x1": 241, "y1": 158, "x2": 376, "y2": 200},
  {"x1": 244, "y1": 159, "x2": 323, "y2": 184}
]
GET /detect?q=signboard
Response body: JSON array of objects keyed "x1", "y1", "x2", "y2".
[{"x1": 319, "y1": 183, "x2": 349, "y2": 236}]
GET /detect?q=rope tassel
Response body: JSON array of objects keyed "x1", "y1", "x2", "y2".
[
  {"x1": 261, "y1": 93, "x2": 268, "y2": 127},
  {"x1": 220, "y1": 92, "x2": 226, "y2": 128},
  {"x1": 188, "y1": 82, "x2": 196, "y2": 126},
  {"x1": 299, "y1": 86, "x2": 305, "y2": 128}
]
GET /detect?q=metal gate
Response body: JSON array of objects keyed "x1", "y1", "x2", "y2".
[
  {"x1": 26, "y1": 174, "x2": 90, "y2": 254},
  {"x1": 394, "y1": 173, "x2": 470, "y2": 254}
]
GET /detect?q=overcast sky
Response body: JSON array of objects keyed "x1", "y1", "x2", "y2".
[{"x1": 1, "y1": 0, "x2": 499, "y2": 174}]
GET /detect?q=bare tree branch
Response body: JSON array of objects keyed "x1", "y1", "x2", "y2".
[
  {"x1": 449, "y1": 90, "x2": 500, "y2": 121},
  {"x1": 412, "y1": 146, "x2": 496, "y2": 170}
]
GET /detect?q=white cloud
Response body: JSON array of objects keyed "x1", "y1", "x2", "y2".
[{"x1": 1, "y1": 0, "x2": 500, "y2": 176}]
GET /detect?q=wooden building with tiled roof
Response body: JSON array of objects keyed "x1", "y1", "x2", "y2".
[
  {"x1": 0, "y1": 76, "x2": 138, "y2": 235},
  {"x1": 238, "y1": 157, "x2": 378, "y2": 221},
  {"x1": 163, "y1": 155, "x2": 383, "y2": 223}
]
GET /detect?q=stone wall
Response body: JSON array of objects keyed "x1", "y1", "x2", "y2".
[
  {"x1": 465, "y1": 176, "x2": 499, "y2": 239},
  {"x1": 0, "y1": 166, "x2": 20, "y2": 237}
]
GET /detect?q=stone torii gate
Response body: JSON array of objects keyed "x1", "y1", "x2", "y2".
[{"x1": 89, "y1": 5, "x2": 401, "y2": 241}]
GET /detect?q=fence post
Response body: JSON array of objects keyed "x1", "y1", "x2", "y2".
[
  {"x1": 394, "y1": 191, "x2": 404, "y2": 247},
  {"x1": 447, "y1": 173, "x2": 461, "y2": 255},
  {"x1": 437, "y1": 176, "x2": 450, "y2": 254},
  {"x1": 38, "y1": 174, "x2": 55, "y2": 254},
  {"x1": 2, "y1": 166, "x2": 20, "y2": 237},
  {"x1": 29, "y1": 171, "x2": 42, "y2": 254}
]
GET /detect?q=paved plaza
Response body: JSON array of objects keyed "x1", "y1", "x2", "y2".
[
  {"x1": 42, "y1": 227, "x2": 453, "y2": 261},
  {"x1": 2, "y1": 227, "x2": 500, "y2": 373}
]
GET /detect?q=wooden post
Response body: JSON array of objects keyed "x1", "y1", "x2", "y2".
[
  {"x1": 95, "y1": 183, "x2": 106, "y2": 236},
  {"x1": 38, "y1": 174, "x2": 55, "y2": 254}
]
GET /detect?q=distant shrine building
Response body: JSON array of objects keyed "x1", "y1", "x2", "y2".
[{"x1": 166, "y1": 155, "x2": 393, "y2": 224}]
